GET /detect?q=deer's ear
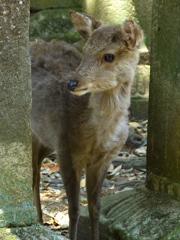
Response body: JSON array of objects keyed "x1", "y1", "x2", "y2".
[
  {"x1": 122, "y1": 20, "x2": 143, "y2": 48},
  {"x1": 70, "y1": 11, "x2": 101, "y2": 40}
]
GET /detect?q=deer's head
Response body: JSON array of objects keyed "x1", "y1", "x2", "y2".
[{"x1": 67, "y1": 12, "x2": 143, "y2": 96}]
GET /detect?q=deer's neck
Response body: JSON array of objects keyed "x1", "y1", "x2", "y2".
[
  {"x1": 89, "y1": 82, "x2": 131, "y2": 121},
  {"x1": 86, "y1": 82, "x2": 131, "y2": 152}
]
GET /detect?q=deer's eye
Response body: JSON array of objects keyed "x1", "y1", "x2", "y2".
[{"x1": 104, "y1": 54, "x2": 115, "y2": 62}]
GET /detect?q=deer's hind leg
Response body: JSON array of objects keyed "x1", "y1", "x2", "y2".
[
  {"x1": 32, "y1": 135, "x2": 52, "y2": 223},
  {"x1": 86, "y1": 160, "x2": 109, "y2": 240}
]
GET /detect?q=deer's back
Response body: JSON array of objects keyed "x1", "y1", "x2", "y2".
[{"x1": 30, "y1": 40, "x2": 89, "y2": 150}]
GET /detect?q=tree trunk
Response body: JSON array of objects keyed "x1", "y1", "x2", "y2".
[{"x1": 147, "y1": 0, "x2": 180, "y2": 200}]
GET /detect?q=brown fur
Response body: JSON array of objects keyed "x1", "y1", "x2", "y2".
[{"x1": 30, "y1": 12, "x2": 143, "y2": 240}]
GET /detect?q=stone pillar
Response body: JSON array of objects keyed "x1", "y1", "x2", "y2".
[
  {"x1": 83, "y1": 0, "x2": 152, "y2": 49},
  {"x1": 0, "y1": 0, "x2": 37, "y2": 227},
  {"x1": 146, "y1": 0, "x2": 180, "y2": 200},
  {"x1": 83, "y1": 0, "x2": 137, "y2": 24},
  {"x1": 132, "y1": 0, "x2": 152, "y2": 48}
]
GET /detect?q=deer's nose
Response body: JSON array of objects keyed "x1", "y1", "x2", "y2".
[{"x1": 67, "y1": 80, "x2": 78, "y2": 91}]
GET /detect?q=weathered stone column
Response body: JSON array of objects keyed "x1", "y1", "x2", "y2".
[
  {"x1": 83, "y1": 0, "x2": 152, "y2": 48},
  {"x1": 146, "y1": 0, "x2": 180, "y2": 199},
  {"x1": 0, "y1": 0, "x2": 37, "y2": 226}
]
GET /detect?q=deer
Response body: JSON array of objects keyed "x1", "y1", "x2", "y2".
[{"x1": 30, "y1": 11, "x2": 143, "y2": 240}]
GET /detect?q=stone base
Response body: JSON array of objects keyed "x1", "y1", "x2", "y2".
[
  {"x1": 0, "y1": 206, "x2": 37, "y2": 228},
  {"x1": 147, "y1": 173, "x2": 180, "y2": 201},
  {"x1": 130, "y1": 97, "x2": 149, "y2": 120},
  {"x1": 77, "y1": 187, "x2": 180, "y2": 240},
  {"x1": 0, "y1": 224, "x2": 67, "y2": 240}
]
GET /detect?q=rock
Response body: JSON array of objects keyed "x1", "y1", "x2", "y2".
[
  {"x1": 134, "y1": 146, "x2": 147, "y2": 157},
  {"x1": 130, "y1": 64, "x2": 150, "y2": 120},
  {"x1": 54, "y1": 237, "x2": 67, "y2": 240},
  {"x1": 130, "y1": 96, "x2": 149, "y2": 120},
  {"x1": 114, "y1": 179, "x2": 144, "y2": 187},
  {"x1": 50, "y1": 179, "x2": 63, "y2": 185},
  {"x1": 43, "y1": 157, "x2": 53, "y2": 163},
  {"x1": 125, "y1": 130, "x2": 146, "y2": 150},
  {"x1": 47, "y1": 152, "x2": 57, "y2": 161},
  {"x1": 77, "y1": 187, "x2": 180, "y2": 240},
  {"x1": 103, "y1": 179, "x2": 112, "y2": 188},
  {"x1": 9, "y1": 224, "x2": 68, "y2": 239},
  {"x1": 112, "y1": 157, "x2": 146, "y2": 169},
  {"x1": 54, "y1": 172, "x2": 61, "y2": 178},
  {"x1": 30, "y1": 9, "x2": 81, "y2": 43},
  {"x1": 132, "y1": 65, "x2": 150, "y2": 97},
  {"x1": 41, "y1": 173, "x2": 52, "y2": 183},
  {"x1": 39, "y1": 237, "x2": 49, "y2": 240},
  {"x1": 49, "y1": 179, "x2": 63, "y2": 189}
]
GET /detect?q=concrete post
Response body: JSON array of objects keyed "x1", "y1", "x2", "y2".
[{"x1": 0, "y1": 0, "x2": 37, "y2": 227}]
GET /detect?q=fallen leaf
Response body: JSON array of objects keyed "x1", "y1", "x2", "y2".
[
  {"x1": 129, "y1": 122, "x2": 139, "y2": 127},
  {"x1": 80, "y1": 178, "x2": 86, "y2": 188},
  {"x1": 108, "y1": 164, "x2": 114, "y2": 171},
  {"x1": 50, "y1": 165, "x2": 60, "y2": 172},
  {"x1": 108, "y1": 185, "x2": 115, "y2": 190},
  {"x1": 107, "y1": 164, "x2": 122, "y2": 179}
]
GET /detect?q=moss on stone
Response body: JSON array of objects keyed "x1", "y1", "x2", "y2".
[
  {"x1": 0, "y1": 228, "x2": 19, "y2": 240},
  {"x1": 0, "y1": 225, "x2": 67, "y2": 240},
  {"x1": 78, "y1": 187, "x2": 180, "y2": 239},
  {"x1": 30, "y1": 0, "x2": 82, "y2": 10},
  {"x1": 30, "y1": 9, "x2": 82, "y2": 43}
]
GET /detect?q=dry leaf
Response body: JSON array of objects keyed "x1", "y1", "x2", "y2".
[
  {"x1": 80, "y1": 178, "x2": 86, "y2": 188},
  {"x1": 108, "y1": 185, "x2": 114, "y2": 190}
]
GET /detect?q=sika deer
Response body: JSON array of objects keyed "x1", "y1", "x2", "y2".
[{"x1": 30, "y1": 11, "x2": 143, "y2": 240}]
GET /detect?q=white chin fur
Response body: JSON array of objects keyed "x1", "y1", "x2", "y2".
[{"x1": 71, "y1": 89, "x2": 89, "y2": 96}]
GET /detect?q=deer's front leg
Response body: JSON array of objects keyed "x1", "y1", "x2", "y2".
[
  {"x1": 58, "y1": 153, "x2": 82, "y2": 240},
  {"x1": 86, "y1": 161, "x2": 109, "y2": 240}
]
